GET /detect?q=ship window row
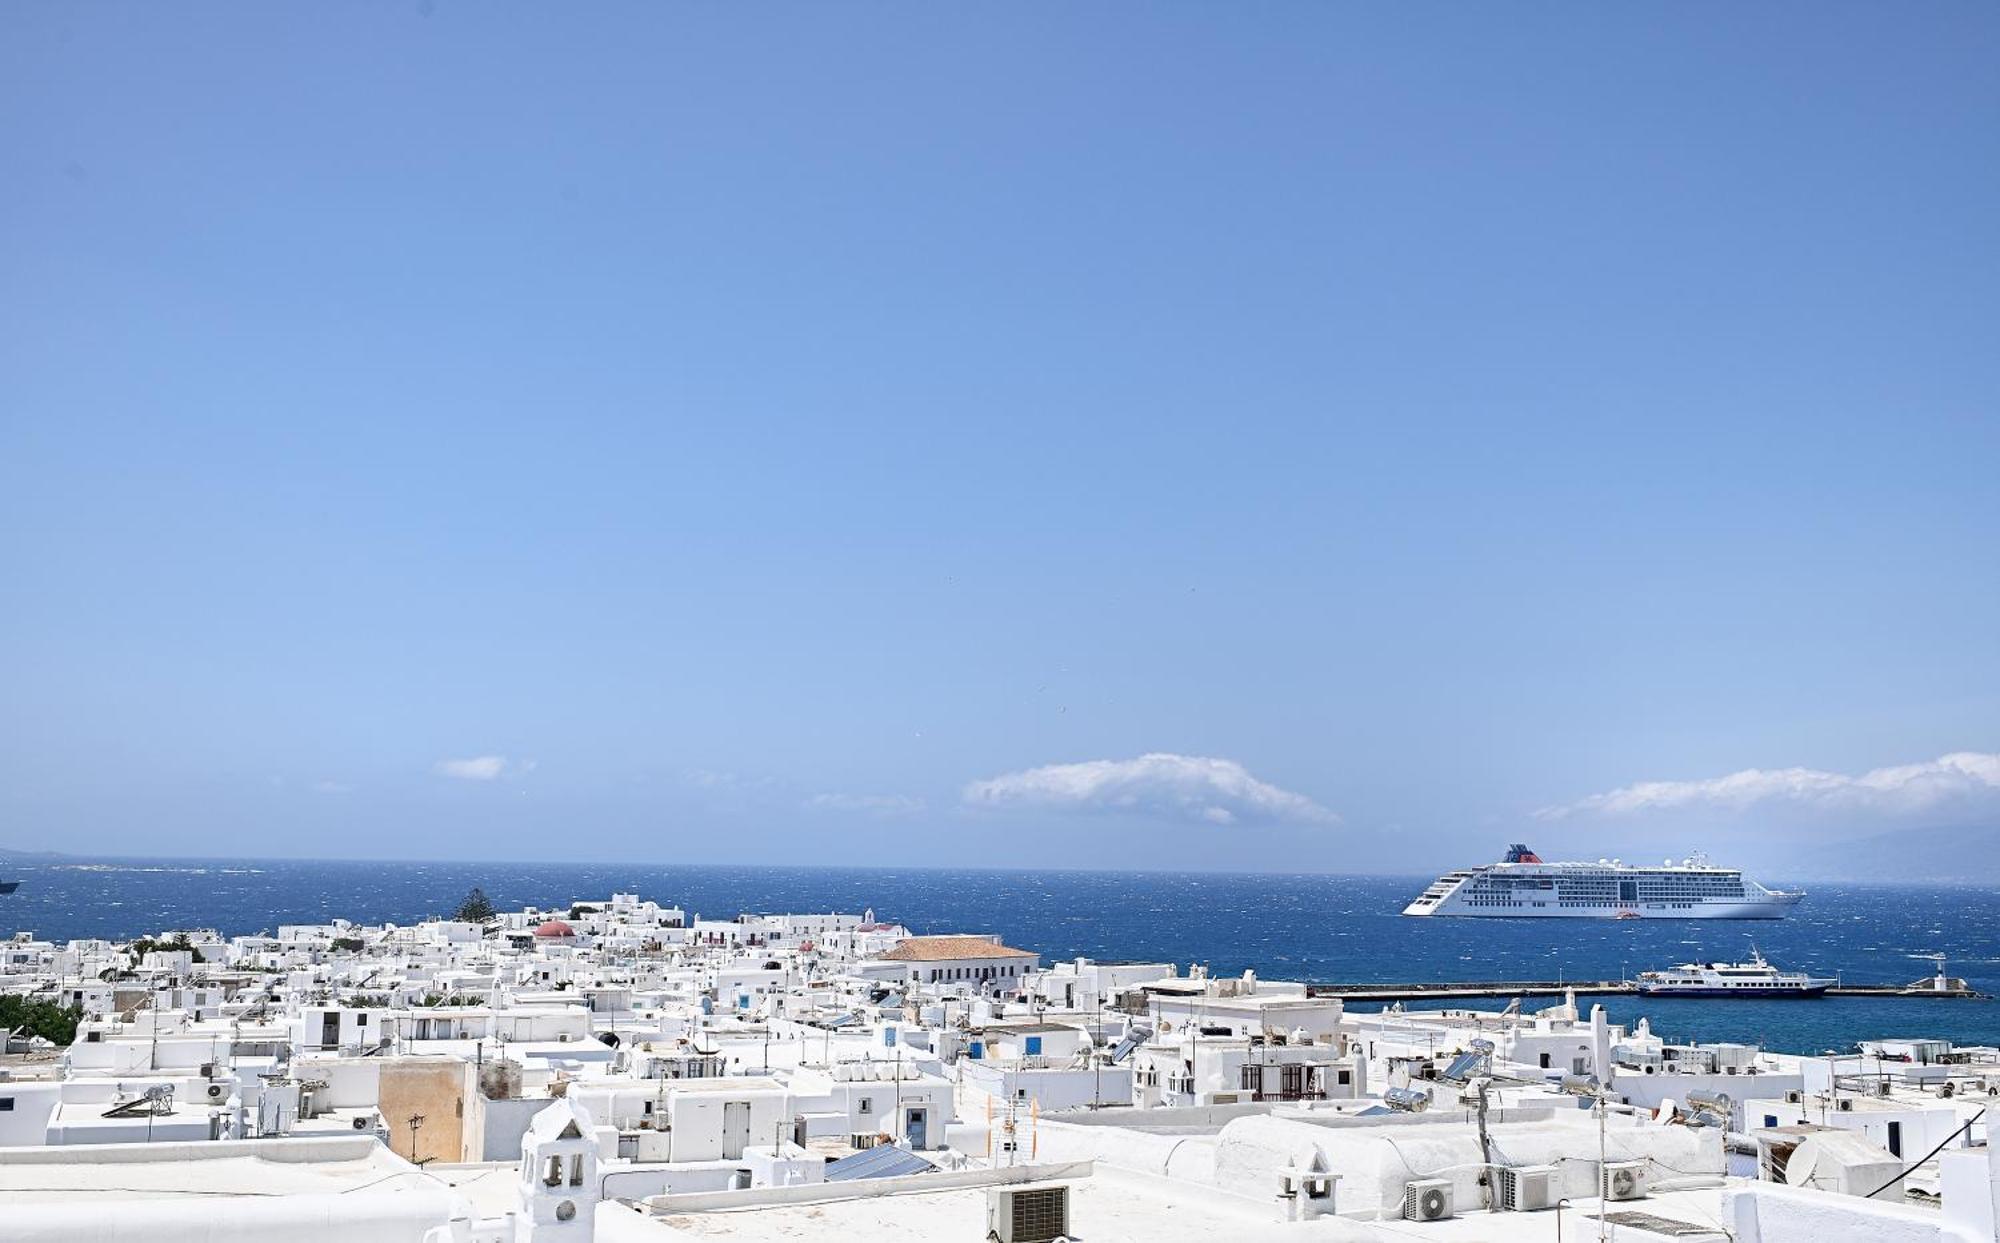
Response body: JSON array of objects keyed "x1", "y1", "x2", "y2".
[{"x1": 1473, "y1": 884, "x2": 1743, "y2": 897}]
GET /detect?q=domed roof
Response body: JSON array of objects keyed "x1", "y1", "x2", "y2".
[{"x1": 533, "y1": 919, "x2": 575, "y2": 938}]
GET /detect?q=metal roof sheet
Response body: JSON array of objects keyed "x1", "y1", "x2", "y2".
[{"x1": 822, "y1": 1144, "x2": 937, "y2": 1182}]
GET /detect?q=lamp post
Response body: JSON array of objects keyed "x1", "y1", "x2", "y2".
[{"x1": 406, "y1": 1113, "x2": 426, "y2": 1164}]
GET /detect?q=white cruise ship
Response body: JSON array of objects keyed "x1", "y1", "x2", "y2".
[{"x1": 1402, "y1": 844, "x2": 1803, "y2": 919}]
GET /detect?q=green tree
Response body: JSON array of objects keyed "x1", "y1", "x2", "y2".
[
  {"x1": 0, "y1": 995, "x2": 84, "y2": 1046},
  {"x1": 453, "y1": 887, "x2": 497, "y2": 922},
  {"x1": 127, "y1": 932, "x2": 202, "y2": 964}
]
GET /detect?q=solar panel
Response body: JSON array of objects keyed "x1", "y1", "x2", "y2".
[
  {"x1": 1440, "y1": 1050, "x2": 1488, "y2": 1082},
  {"x1": 823, "y1": 1145, "x2": 938, "y2": 1182},
  {"x1": 1108, "y1": 1025, "x2": 1154, "y2": 1064}
]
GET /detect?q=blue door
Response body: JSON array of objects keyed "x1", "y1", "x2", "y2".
[{"x1": 906, "y1": 1108, "x2": 927, "y2": 1149}]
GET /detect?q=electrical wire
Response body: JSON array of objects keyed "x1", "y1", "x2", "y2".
[{"x1": 1859, "y1": 1106, "x2": 1984, "y2": 1200}]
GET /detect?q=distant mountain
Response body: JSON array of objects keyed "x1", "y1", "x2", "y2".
[
  {"x1": 1757, "y1": 825, "x2": 2000, "y2": 885},
  {"x1": 0, "y1": 845, "x2": 68, "y2": 860},
  {"x1": 1540, "y1": 827, "x2": 2000, "y2": 886}
]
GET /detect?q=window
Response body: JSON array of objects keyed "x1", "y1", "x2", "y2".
[
  {"x1": 569, "y1": 1153, "x2": 584, "y2": 1186},
  {"x1": 0, "y1": 1098, "x2": 13, "y2": 1112},
  {"x1": 358, "y1": 1013, "x2": 368, "y2": 1026},
  {"x1": 1280, "y1": 1064, "x2": 1307, "y2": 1100},
  {"x1": 1024, "y1": 1036, "x2": 1042, "y2": 1056},
  {"x1": 858, "y1": 1097, "x2": 872, "y2": 1115},
  {"x1": 545, "y1": 1156, "x2": 564, "y2": 1186}
]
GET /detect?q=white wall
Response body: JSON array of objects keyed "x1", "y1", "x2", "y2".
[
  {"x1": 662, "y1": 1089, "x2": 790, "y2": 1162},
  {"x1": 0, "y1": 1082, "x2": 61, "y2": 1145},
  {"x1": 1723, "y1": 1183, "x2": 1957, "y2": 1243},
  {"x1": 4, "y1": 1191, "x2": 469, "y2": 1243},
  {"x1": 963, "y1": 1062, "x2": 1134, "y2": 1113}
]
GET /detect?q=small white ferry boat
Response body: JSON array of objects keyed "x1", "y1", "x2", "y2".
[{"x1": 1634, "y1": 946, "x2": 1835, "y2": 998}]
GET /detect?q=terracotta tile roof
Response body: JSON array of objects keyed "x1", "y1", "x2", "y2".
[{"x1": 876, "y1": 935, "x2": 1037, "y2": 962}]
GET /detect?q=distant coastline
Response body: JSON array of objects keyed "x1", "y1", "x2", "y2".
[{"x1": 4, "y1": 835, "x2": 1996, "y2": 884}]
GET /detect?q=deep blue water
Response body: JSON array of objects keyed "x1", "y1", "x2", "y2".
[{"x1": 3, "y1": 858, "x2": 1996, "y2": 1055}]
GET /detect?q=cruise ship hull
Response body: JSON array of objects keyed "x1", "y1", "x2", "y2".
[
  {"x1": 1402, "y1": 898, "x2": 1799, "y2": 919},
  {"x1": 1635, "y1": 984, "x2": 1828, "y2": 997}
]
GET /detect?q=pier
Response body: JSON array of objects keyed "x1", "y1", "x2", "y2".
[{"x1": 1308, "y1": 979, "x2": 1988, "y2": 1002}]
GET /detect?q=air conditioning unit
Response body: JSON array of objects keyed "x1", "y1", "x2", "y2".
[
  {"x1": 1784, "y1": 1089, "x2": 1803, "y2": 1104},
  {"x1": 987, "y1": 1184, "x2": 1071, "y2": 1243},
  {"x1": 1836, "y1": 1097, "x2": 1855, "y2": 1112},
  {"x1": 1601, "y1": 1159, "x2": 1649, "y2": 1201},
  {"x1": 205, "y1": 1082, "x2": 228, "y2": 1101},
  {"x1": 1496, "y1": 1164, "x2": 1556, "y2": 1212},
  {"x1": 1403, "y1": 1178, "x2": 1455, "y2": 1221}
]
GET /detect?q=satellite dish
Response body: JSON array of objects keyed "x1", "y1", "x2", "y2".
[{"x1": 1784, "y1": 1143, "x2": 1818, "y2": 1187}]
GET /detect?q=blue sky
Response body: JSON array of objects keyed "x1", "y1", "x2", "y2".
[{"x1": 3, "y1": 4, "x2": 1996, "y2": 872}]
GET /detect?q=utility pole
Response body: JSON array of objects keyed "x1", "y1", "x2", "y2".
[
  {"x1": 408, "y1": 1112, "x2": 426, "y2": 1164},
  {"x1": 1596, "y1": 1091, "x2": 1609, "y2": 1243},
  {"x1": 1473, "y1": 1081, "x2": 1493, "y2": 1209}
]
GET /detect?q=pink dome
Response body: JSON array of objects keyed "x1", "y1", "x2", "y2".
[{"x1": 533, "y1": 919, "x2": 575, "y2": 939}]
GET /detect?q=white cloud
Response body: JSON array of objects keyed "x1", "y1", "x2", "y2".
[
  {"x1": 1539, "y1": 750, "x2": 2000, "y2": 819},
  {"x1": 434, "y1": 756, "x2": 509, "y2": 781},
  {"x1": 806, "y1": 792, "x2": 927, "y2": 816},
  {"x1": 963, "y1": 753, "x2": 1337, "y2": 827}
]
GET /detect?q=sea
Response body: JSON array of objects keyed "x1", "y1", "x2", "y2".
[{"x1": 4, "y1": 857, "x2": 1996, "y2": 1057}]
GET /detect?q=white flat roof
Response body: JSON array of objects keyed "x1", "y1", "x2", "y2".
[
  {"x1": 0, "y1": 1138, "x2": 433, "y2": 1203},
  {"x1": 651, "y1": 1167, "x2": 1300, "y2": 1242}
]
